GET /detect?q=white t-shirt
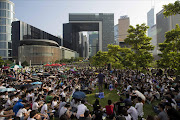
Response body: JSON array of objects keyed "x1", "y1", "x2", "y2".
[
  {"x1": 76, "y1": 104, "x2": 88, "y2": 119},
  {"x1": 125, "y1": 114, "x2": 132, "y2": 120},
  {"x1": 16, "y1": 108, "x2": 27, "y2": 117},
  {"x1": 12, "y1": 97, "x2": 19, "y2": 103},
  {"x1": 41, "y1": 104, "x2": 48, "y2": 115},
  {"x1": 5, "y1": 99, "x2": 12, "y2": 109},
  {"x1": 135, "y1": 103, "x2": 144, "y2": 117},
  {"x1": 32, "y1": 102, "x2": 39, "y2": 110},
  {"x1": 127, "y1": 106, "x2": 138, "y2": 120},
  {"x1": 27, "y1": 117, "x2": 36, "y2": 120},
  {"x1": 60, "y1": 92, "x2": 66, "y2": 98},
  {"x1": 59, "y1": 107, "x2": 67, "y2": 118},
  {"x1": 51, "y1": 101, "x2": 57, "y2": 109}
]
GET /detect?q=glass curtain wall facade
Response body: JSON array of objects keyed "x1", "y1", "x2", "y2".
[
  {"x1": 0, "y1": 0, "x2": 14, "y2": 60},
  {"x1": 12, "y1": 21, "x2": 62, "y2": 60}
]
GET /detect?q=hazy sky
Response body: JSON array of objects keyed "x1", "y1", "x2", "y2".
[{"x1": 10, "y1": 0, "x2": 176, "y2": 36}]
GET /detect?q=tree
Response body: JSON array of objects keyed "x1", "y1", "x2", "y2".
[
  {"x1": 158, "y1": 24, "x2": 180, "y2": 75},
  {"x1": 4, "y1": 60, "x2": 13, "y2": 66},
  {"x1": 55, "y1": 60, "x2": 60, "y2": 63},
  {"x1": 125, "y1": 24, "x2": 154, "y2": 71},
  {"x1": 107, "y1": 44, "x2": 123, "y2": 69},
  {"x1": 0, "y1": 56, "x2": 4, "y2": 67},
  {"x1": 163, "y1": 1, "x2": 180, "y2": 17},
  {"x1": 22, "y1": 60, "x2": 29, "y2": 66},
  {"x1": 91, "y1": 51, "x2": 109, "y2": 67}
]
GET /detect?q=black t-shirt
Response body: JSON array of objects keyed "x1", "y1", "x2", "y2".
[
  {"x1": 97, "y1": 73, "x2": 105, "y2": 84},
  {"x1": 94, "y1": 110, "x2": 103, "y2": 120},
  {"x1": 115, "y1": 102, "x2": 125, "y2": 115}
]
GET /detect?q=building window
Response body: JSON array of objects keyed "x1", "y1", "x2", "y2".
[
  {"x1": 0, "y1": 18, "x2": 6, "y2": 25},
  {"x1": 0, "y1": 50, "x2": 6, "y2": 57},
  {"x1": 8, "y1": 42, "x2": 11, "y2": 49},
  {"x1": 0, "y1": 42, "x2": 6, "y2": 49},
  {"x1": 0, "y1": 26, "x2": 6, "y2": 33},
  {"x1": 0, "y1": 10, "x2": 6, "y2": 17},
  {"x1": 0, "y1": 34, "x2": 6, "y2": 40},
  {"x1": 0, "y1": 2, "x2": 6, "y2": 9}
]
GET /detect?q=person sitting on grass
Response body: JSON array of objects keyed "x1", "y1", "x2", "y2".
[
  {"x1": 126, "y1": 102, "x2": 138, "y2": 120},
  {"x1": 135, "y1": 97, "x2": 144, "y2": 119},
  {"x1": 105, "y1": 100, "x2": 114, "y2": 119}
]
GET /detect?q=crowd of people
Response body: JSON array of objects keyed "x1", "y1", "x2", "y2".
[{"x1": 0, "y1": 65, "x2": 179, "y2": 120}]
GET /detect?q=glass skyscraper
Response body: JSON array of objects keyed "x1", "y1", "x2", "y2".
[{"x1": 0, "y1": 0, "x2": 14, "y2": 60}]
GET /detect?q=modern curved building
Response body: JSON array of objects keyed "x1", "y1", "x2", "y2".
[
  {"x1": 0, "y1": 0, "x2": 14, "y2": 60},
  {"x1": 18, "y1": 39, "x2": 61, "y2": 65}
]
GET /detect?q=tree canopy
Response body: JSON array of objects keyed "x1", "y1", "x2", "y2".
[{"x1": 163, "y1": 1, "x2": 180, "y2": 17}]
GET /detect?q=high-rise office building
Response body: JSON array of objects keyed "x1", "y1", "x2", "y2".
[
  {"x1": 114, "y1": 24, "x2": 119, "y2": 45},
  {"x1": 114, "y1": 15, "x2": 130, "y2": 47},
  {"x1": 0, "y1": 0, "x2": 14, "y2": 60},
  {"x1": 147, "y1": 8, "x2": 155, "y2": 37},
  {"x1": 89, "y1": 32, "x2": 98, "y2": 57},
  {"x1": 63, "y1": 13, "x2": 114, "y2": 53},
  {"x1": 156, "y1": 9, "x2": 180, "y2": 44},
  {"x1": 12, "y1": 21, "x2": 62, "y2": 60}
]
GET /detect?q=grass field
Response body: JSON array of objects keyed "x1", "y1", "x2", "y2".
[{"x1": 86, "y1": 87, "x2": 159, "y2": 118}]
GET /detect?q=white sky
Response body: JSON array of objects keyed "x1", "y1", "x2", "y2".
[{"x1": 11, "y1": 0, "x2": 177, "y2": 36}]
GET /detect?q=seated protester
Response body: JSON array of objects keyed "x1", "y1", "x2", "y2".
[
  {"x1": 123, "y1": 94, "x2": 132, "y2": 105},
  {"x1": 5, "y1": 95, "x2": 14, "y2": 109},
  {"x1": 105, "y1": 100, "x2": 114, "y2": 119},
  {"x1": 27, "y1": 110, "x2": 46, "y2": 120},
  {"x1": 93, "y1": 105, "x2": 103, "y2": 120},
  {"x1": 70, "y1": 98, "x2": 80, "y2": 112},
  {"x1": 126, "y1": 102, "x2": 138, "y2": 120},
  {"x1": 16, "y1": 104, "x2": 31, "y2": 120},
  {"x1": 51, "y1": 97, "x2": 58, "y2": 110},
  {"x1": 13, "y1": 99, "x2": 24, "y2": 116},
  {"x1": 114, "y1": 97, "x2": 125, "y2": 115},
  {"x1": 76, "y1": 100, "x2": 88, "y2": 119},
  {"x1": 93, "y1": 99, "x2": 101, "y2": 112},
  {"x1": 135, "y1": 97, "x2": 144, "y2": 118},
  {"x1": 32, "y1": 97, "x2": 42, "y2": 111},
  {"x1": 58, "y1": 97, "x2": 66, "y2": 115},
  {"x1": 121, "y1": 107, "x2": 131, "y2": 120},
  {"x1": 40, "y1": 100, "x2": 48, "y2": 119},
  {"x1": 59, "y1": 103, "x2": 71, "y2": 119},
  {"x1": 0, "y1": 106, "x2": 15, "y2": 120},
  {"x1": 45, "y1": 90, "x2": 54, "y2": 103},
  {"x1": 165, "y1": 102, "x2": 180, "y2": 120},
  {"x1": 79, "y1": 110, "x2": 92, "y2": 120},
  {"x1": 157, "y1": 103, "x2": 168, "y2": 120},
  {"x1": 166, "y1": 97, "x2": 177, "y2": 110}
]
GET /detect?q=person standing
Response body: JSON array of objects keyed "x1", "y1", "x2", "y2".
[{"x1": 97, "y1": 70, "x2": 105, "y2": 92}]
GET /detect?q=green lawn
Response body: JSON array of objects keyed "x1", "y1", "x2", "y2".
[{"x1": 86, "y1": 87, "x2": 159, "y2": 118}]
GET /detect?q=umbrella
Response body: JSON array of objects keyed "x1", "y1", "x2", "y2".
[
  {"x1": 2, "y1": 66, "x2": 9, "y2": 69},
  {"x1": 43, "y1": 73, "x2": 50, "y2": 77},
  {"x1": 0, "y1": 88, "x2": 16, "y2": 92},
  {"x1": 31, "y1": 82, "x2": 42, "y2": 85},
  {"x1": 23, "y1": 79, "x2": 32, "y2": 83},
  {"x1": 10, "y1": 65, "x2": 23, "y2": 69},
  {"x1": 70, "y1": 69, "x2": 74, "y2": 72},
  {"x1": 49, "y1": 76, "x2": 56, "y2": 78},
  {"x1": 50, "y1": 64, "x2": 56, "y2": 66},
  {"x1": 6, "y1": 88, "x2": 16, "y2": 92},
  {"x1": 28, "y1": 85, "x2": 38, "y2": 90},
  {"x1": 134, "y1": 90, "x2": 146, "y2": 101},
  {"x1": 72, "y1": 91, "x2": 86, "y2": 99},
  {"x1": 0, "y1": 88, "x2": 7, "y2": 92},
  {"x1": 20, "y1": 84, "x2": 33, "y2": 90},
  {"x1": 37, "y1": 73, "x2": 43, "y2": 75},
  {"x1": 62, "y1": 63, "x2": 66, "y2": 66},
  {"x1": 30, "y1": 77, "x2": 40, "y2": 81},
  {"x1": 32, "y1": 73, "x2": 37, "y2": 76},
  {"x1": 44, "y1": 64, "x2": 50, "y2": 67}
]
